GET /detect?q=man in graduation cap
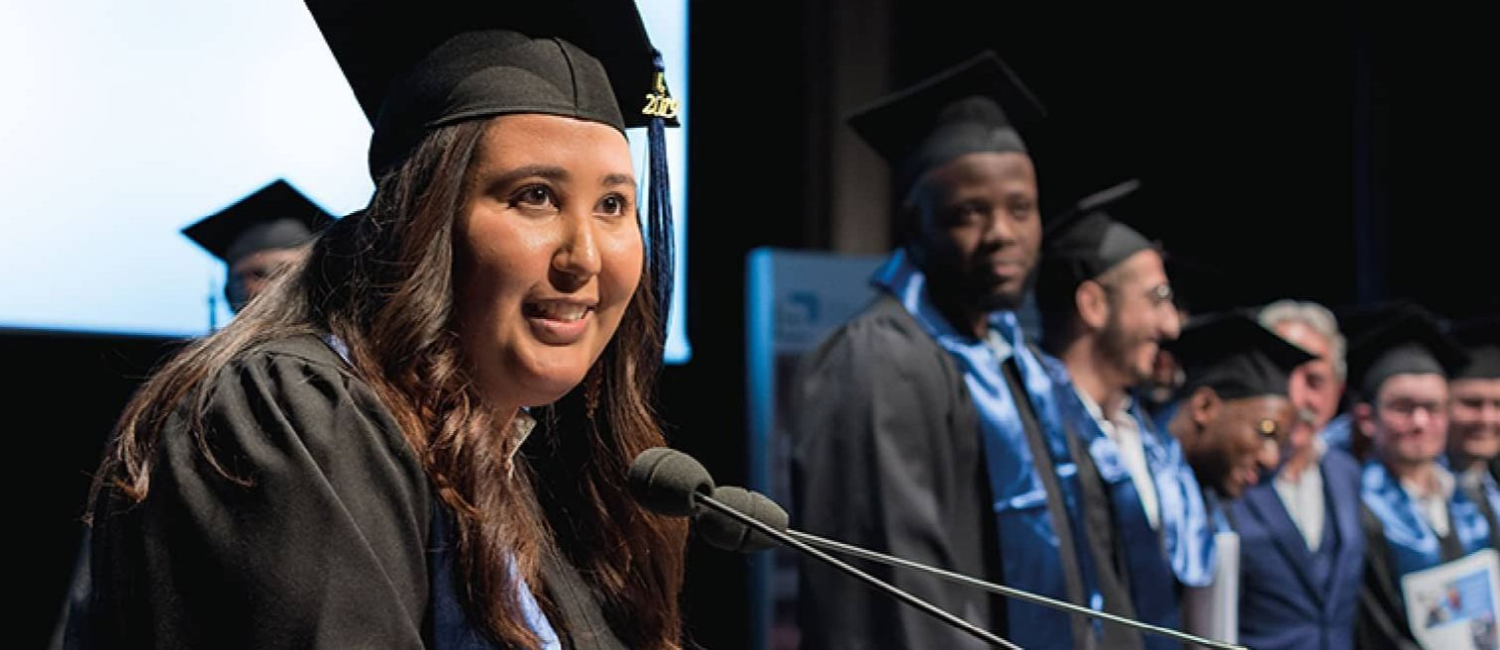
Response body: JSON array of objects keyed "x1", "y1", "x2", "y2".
[
  {"x1": 1160, "y1": 312, "x2": 1313, "y2": 640},
  {"x1": 1353, "y1": 307, "x2": 1495, "y2": 650},
  {"x1": 1230, "y1": 301, "x2": 1366, "y2": 650},
  {"x1": 1320, "y1": 301, "x2": 1423, "y2": 461},
  {"x1": 1033, "y1": 180, "x2": 1214, "y2": 650},
  {"x1": 1446, "y1": 317, "x2": 1500, "y2": 533},
  {"x1": 1164, "y1": 312, "x2": 1313, "y2": 504},
  {"x1": 182, "y1": 179, "x2": 335, "y2": 314},
  {"x1": 791, "y1": 52, "x2": 1100, "y2": 650}
]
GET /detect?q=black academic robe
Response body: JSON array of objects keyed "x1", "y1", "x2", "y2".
[
  {"x1": 86, "y1": 335, "x2": 624, "y2": 649},
  {"x1": 791, "y1": 296, "x2": 1005, "y2": 650},
  {"x1": 1354, "y1": 507, "x2": 1430, "y2": 650},
  {"x1": 1354, "y1": 485, "x2": 1483, "y2": 650}
]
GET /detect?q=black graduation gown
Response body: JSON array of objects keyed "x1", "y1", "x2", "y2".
[
  {"x1": 1354, "y1": 505, "x2": 1466, "y2": 650},
  {"x1": 86, "y1": 335, "x2": 624, "y2": 649},
  {"x1": 791, "y1": 296, "x2": 1005, "y2": 650}
]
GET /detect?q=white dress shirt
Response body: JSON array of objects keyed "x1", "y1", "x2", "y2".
[
  {"x1": 1076, "y1": 388, "x2": 1160, "y2": 530},
  {"x1": 1400, "y1": 464, "x2": 1457, "y2": 539},
  {"x1": 1274, "y1": 440, "x2": 1327, "y2": 551}
]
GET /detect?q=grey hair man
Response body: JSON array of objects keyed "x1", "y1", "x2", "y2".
[
  {"x1": 1229, "y1": 301, "x2": 1366, "y2": 650},
  {"x1": 1258, "y1": 300, "x2": 1348, "y2": 480}
]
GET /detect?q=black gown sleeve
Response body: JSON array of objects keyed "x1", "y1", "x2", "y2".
[
  {"x1": 1354, "y1": 503, "x2": 1422, "y2": 650},
  {"x1": 791, "y1": 301, "x2": 998, "y2": 650},
  {"x1": 89, "y1": 337, "x2": 433, "y2": 649}
]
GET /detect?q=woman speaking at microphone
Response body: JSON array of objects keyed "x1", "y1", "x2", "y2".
[{"x1": 82, "y1": 1, "x2": 686, "y2": 648}]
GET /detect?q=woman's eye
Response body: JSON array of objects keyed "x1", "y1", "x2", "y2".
[
  {"x1": 513, "y1": 185, "x2": 557, "y2": 210},
  {"x1": 599, "y1": 194, "x2": 628, "y2": 216}
]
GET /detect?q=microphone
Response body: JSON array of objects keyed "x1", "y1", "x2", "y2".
[
  {"x1": 694, "y1": 483, "x2": 1247, "y2": 650},
  {"x1": 693, "y1": 486, "x2": 783, "y2": 553},
  {"x1": 628, "y1": 447, "x2": 714, "y2": 517},
  {"x1": 630, "y1": 449, "x2": 1019, "y2": 649}
]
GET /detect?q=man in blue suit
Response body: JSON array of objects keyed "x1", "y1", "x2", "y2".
[{"x1": 1231, "y1": 301, "x2": 1365, "y2": 650}]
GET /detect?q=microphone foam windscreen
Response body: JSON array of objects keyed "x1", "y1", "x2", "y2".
[
  {"x1": 696, "y1": 486, "x2": 788, "y2": 553},
  {"x1": 628, "y1": 447, "x2": 715, "y2": 517}
]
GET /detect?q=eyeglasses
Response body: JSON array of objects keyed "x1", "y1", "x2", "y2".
[
  {"x1": 1097, "y1": 281, "x2": 1175, "y2": 309},
  {"x1": 1146, "y1": 283, "x2": 1174, "y2": 307},
  {"x1": 1379, "y1": 399, "x2": 1446, "y2": 420}
]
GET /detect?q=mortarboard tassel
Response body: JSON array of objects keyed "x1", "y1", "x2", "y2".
[{"x1": 645, "y1": 49, "x2": 675, "y2": 343}]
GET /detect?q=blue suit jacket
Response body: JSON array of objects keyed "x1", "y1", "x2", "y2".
[{"x1": 1232, "y1": 449, "x2": 1365, "y2": 650}]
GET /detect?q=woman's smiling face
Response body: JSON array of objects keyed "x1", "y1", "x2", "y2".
[{"x1": 454, "y1": 113, "x2": 642, "y2": 409}]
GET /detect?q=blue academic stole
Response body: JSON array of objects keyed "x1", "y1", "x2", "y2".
[
  {"x1": 874, "y1": 251, "x2": 1093, "y2": 649},
  {"x1": 1045, "y1": 362, "x2": 1215, "y2": 650},
  {"x1": 325, "y1": 335, "x2": 560, "y2": 650},
  {"x1": 1361, "y1": 461, "x2": 1492, "y2": 579},
  {"x1": 428, "y1": 503, "x2": 561, "y2": 650}
]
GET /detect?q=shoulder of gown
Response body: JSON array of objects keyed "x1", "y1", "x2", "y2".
[
  {"x1": 791, "y1": 296, "x2": 998, "y2": 649},
  {"x1": 90, "y1": 334, "x2": 433, "y2": 649}
]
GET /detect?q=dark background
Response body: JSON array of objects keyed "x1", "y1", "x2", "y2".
[{"x1": 14, "y1": 1, "x2": 1494, "y2": 648}]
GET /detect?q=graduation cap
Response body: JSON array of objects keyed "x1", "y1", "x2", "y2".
[
  {"x1": 1346, "y1": 304, "x2": 1469, "y2": 401},
  {"x1": 1333, "y1": 300, "x2": 1415, "y2": 344},
  {"x1": 1451, "y1": 316, "x2": 1499, "y2": 380},
  {"x1": 1035, "y1": 179, "x2": 1156, "y2": 312},
  {"x1": 305, "y1": 0, "x2": 678, "y2": 331},
  {"x1": 305, "y1": 0, "x2": 676, "y2": 178},
  {"x1": 1169, "y1": 311, "x2": 1317, "y2": 401},
  {"x1": 181, "y1": 180, "x2": 334, "y2": 266},
  {"x1": 847, "y1": 51, "x2": 1046, "y2": 200}
]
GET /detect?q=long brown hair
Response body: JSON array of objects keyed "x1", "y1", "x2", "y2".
[{"x1": 89, "y1": 118, "x2": 687, "y2": 649}]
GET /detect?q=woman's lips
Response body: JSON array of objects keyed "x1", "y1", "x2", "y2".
[{"x1": 523, "y1": 300, "x2": 596, "y2": 345}]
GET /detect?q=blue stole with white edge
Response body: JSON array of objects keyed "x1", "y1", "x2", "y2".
[
  {"x1": 1042, "y1": 360, "x2": 1217, "y2": 650},
  {"x1": 1145, "y1": 399, "x2": 1221, "y2": 586},
  {"x1": 873, "y1": 251, "x2": 1096, "y2": 649},
  {"x1": 1361, "y1": 461, "x2": 1492, "y2": 580}
]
